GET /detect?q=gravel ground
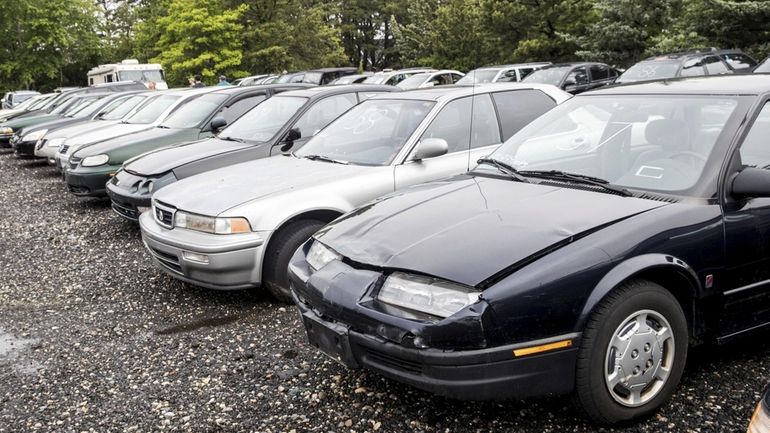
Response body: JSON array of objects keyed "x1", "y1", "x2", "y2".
[{"x1": 0, "y1": 150, "x2": 768, "y2": 433}]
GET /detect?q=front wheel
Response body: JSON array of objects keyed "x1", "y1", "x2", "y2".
[
  {"x1": 575, "y1": 279, "x2": 689, "y2": 425},
  {"x1": 263, "y1": 219, "x2": 326, "y2": 304}
]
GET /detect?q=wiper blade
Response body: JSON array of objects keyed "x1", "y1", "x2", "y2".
[
  {"x1": 218, "y1": 135, "x2": 246, "y2": 143},
  {"x1": 303, "y1": 154, "x2": 349, "y2": 165},
  {"x1": 476, "y1": 157, "x2": 530, "y2": 183},
  {"x1": 518, "y1": 169, "x2": 632, "y2": 197}
]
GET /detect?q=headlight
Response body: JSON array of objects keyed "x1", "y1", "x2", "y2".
[
  {"x1": 306, "y1": 240, "x2": 341, "y2": 271},
  {"x1": 174, "y1": 210, "x2": 251, "y2": 234},
  {"x1": 750, "y1": 399, "x2": 770, "y2": 433},
  {"x1": 47, "y1": 137, "x2": 65, "y2": 148},
  {"x1": 377, "y1": 272, "x2": 480, "y2": 318},
  {"x1": 22, "y1": 129, "x2": 47, "y2": 142},
  {"x1": 0, "y1": 127, "x2": 12, "y2": 135},
  {"x1": 80, "y1": 154, "x2": 110, "y2": 167}
]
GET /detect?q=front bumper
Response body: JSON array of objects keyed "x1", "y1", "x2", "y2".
[
  {"x1": 139, "y1": 211, "x2": 268, "y2": 290},
  {"x1": 289, "y1": 248, "x2": 579, "y2": 401},
  {"x1": 64, "y1": 166, "x2": 117, "y2": 197},
  {"x1": 106, "y1": 171, "x2": 176, "y2": 222},
  {"x1": 0, "y1": 134, "x2": 12, "y2": 148},
  {"x1": 14, "y1": 139, "x2": 39, "y2": 157}
]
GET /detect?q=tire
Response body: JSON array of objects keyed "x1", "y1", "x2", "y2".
[
  {"x1": 263, "y1": 219, "x2": 326, "y2": 304},
  {"x1": 574, "y1": 279, "x2": 688, "y2": 425}
]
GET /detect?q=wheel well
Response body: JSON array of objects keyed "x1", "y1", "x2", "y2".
[
  {"x1": 629, "y1": 267, "x2": 700, "y2": 340},
  {"x1": 264, "y1": 209, "x2": 343, "y2": 255}
]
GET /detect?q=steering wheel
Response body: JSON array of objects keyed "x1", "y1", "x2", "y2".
[{"x1": 669, "y1": 151, "x2": 707, "y2": 163}]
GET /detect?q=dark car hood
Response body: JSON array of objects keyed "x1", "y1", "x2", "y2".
[
  {"x1": 75, "y1": 127, "x2": 186, "y2": 157},
  {"x1": 124, "y1": 137, "x2": 251, "y2": 176},
  {"x1": 318, "y1": 175, "x2": 669, "y2": 287},
  {"x1": 19, "y1": 116, "x2": 85, "y2": 135}
]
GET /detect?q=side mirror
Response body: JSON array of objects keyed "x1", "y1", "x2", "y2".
[
  {"x1": 210, "y1": 116, "x2": 227, "y2": 131},
  {"x1": 280, "y1": 127, "x2": 302, "y2": 152},
  {"x1": 412, "y1": 138, "x2": 448, "y2": 161},
  {"x1": 423, "y1": 81, "x2": 436, "y2": 88},
  {"x1": 732, "y1": 167, "x2": 770, "y2": 198}
]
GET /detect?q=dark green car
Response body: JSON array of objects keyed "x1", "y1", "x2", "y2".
[{"x1": 65, "y1": 84, "x2": 310, "y2": 197}]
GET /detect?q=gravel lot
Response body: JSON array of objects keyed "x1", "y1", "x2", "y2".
[{"x1": 0, "y1": 150, "x2": 768, "y2": 433}]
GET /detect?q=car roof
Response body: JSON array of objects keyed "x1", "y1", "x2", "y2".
[
  {"x1": 541, "y1": 62, "x2": 607, "y2": 69},
  {"x1": 587, "y1": 74, "x2": 770, "y2": 96},
  {"x1": 274, "y1": 84, "x2": 398, "y2": 98},
  {"x1": 205, "y1": 83, "x2": 314, "y2": 96},
  {"x1": 373, "y1": 82, "x2": 565, "y2": 101},
  {"x1": 476, "y1": 63, "x2": 551, "y2": 70},
  {"x1": 9, "y1": 90, "x2": 40, "y2": 95},
  {"x1": 309, "y1": 67, "x2": 358, "y2": 73}
]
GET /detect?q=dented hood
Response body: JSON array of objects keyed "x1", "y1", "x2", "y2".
[
  {"x1": 125, "y1": 137, "x2": 250, "y2": 177},
  {"x1": 318, "y1": 175, "x2": 668, "y2": 287}
]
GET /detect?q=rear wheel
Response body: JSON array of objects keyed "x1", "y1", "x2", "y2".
[
  {"x1": 575, "y1": 279, "x2": 688, "y2": 425},
  {"x1": 263, "y1": 219, "x2": 326, "y2": 304}
]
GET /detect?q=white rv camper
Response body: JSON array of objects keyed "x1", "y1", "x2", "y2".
[{"x1": 87, "y1": 59, "x2": 168, "y2": 89}]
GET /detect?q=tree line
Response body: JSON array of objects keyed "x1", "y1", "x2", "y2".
[{"x1": 1, "y1": 0, "x2": 769, "y2": 92}]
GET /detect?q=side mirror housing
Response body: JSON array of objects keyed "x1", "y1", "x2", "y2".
[
  {"x1": 412, "y1": 138, "x2": 448, "y2": 161},
  {"x1": 732, "y1": 167, "x2": 770, "y2": 198},
  {"x1": 280, "y1": 127, "x2": 302, "y2": 152},
  {"x1": 210, "y1": 116, "x2": 227, "y2": 131}
]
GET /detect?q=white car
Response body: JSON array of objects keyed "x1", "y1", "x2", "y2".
[
  {"x1": 396, "y1": 70, "x2": 465, "y2": 90},
  {"x1": 139, "y1": 83, "x2": 571, "y2": 302},
  {"x1": 456, "y1": 63, "x2": 551, "y2": 84},
  {"x1": 362, "y1": 68, "x2": 436, "y2": 86}
]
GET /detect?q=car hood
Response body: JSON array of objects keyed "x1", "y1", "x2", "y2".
[
  {"x1": 74, "y1": 127, "x2": 186, "y2": 157},
  {"x1": 45, "y1": 119, "x2": 118, "y2": 140},
  {"x1": 20, "y1": 116, "x2": 84, "y2": 135},
  {"x1": 5, "y1": 113, "x2": 58, "y2": 128},
  {"x1": 66, "y1": 123, "x2": 153, "y2": 147},
  {"x1": 154, "y1": 155, "x2": 375, "y2": 216},
  {"x1": 125, "y1": 137, "x2": 251, "y2": 176},
  {"x1": 317, "y1": 175, "x2": 669, "y2": 287}
]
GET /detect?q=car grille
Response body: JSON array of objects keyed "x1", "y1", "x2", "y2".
[
  {"x1": 59, "y1": 144, "x2": 69, "y2": 154},
  {"x1": 153, "y1": 201, "x2": 175, "y2": 228},
  {"x1": 111, "y1": 200, "x2": 139, "y2": 220},
  {"x1": 69, "y1": 156, "x2": 82, "y2": 170},
  {"x1": 67, "y1": 184, "x2": 89, "y2": 194},
  {"x1": 363, "y1": 347, "x2": 422, "y2": 374},
  {"x1": 148, "y1": 246, "x2": 182, "y2": 274}
]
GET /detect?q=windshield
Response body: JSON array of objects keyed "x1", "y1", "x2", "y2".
[
  {"x1": 160, "y1": 94, "x2": 228, "y2": 128},
  {"x1": 456, "y1": 69, "x2": 499, "y2": 85},
  {"x1": 755, "y1": 58, "x2": 770, "y2": 73},
  {"x1": 523, "y1": 67, "x2": 570, "y2": 86},
  {"x1": 13, "y1": 97, "x2": 37, "y2": 110},
  {"x1": 69, "y1": 97, "x2": 105, "y2": 118},
  {"x1": 397, "y1": 73, "x2": 430, "y2": 89},
  {"x1": 618, "y1": 61, "x2": 681, "y2": 83},
  {"x1": 486, "y1": 95, "x2": 742, "y2": 195},
  {"x1": 26, "y1": 96, "x2": 53, "y2": 110},
  {"x1": 124, "y1": 95, "x2": 180, "y2": 124},
  {"x1": 218, "y1": 95, "x2": 307, "y2": 142},
  {"x1": 50, "y1": 96, "x2": 80, "y2": 114},
  {"x1": 295, "y1": 99, "x2": 435, "y2": 166},
  {"x1": 118, "y1": 70, "x2": 164, "y2": 82},
  {"x1": 98, "y1": 95, "x2": 143, "y2": 120}
]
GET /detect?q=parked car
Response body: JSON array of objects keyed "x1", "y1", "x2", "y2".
[
  {"x1": 396, "y1": 70, "x2": 465, "y2": 90},
  {"x1": 523, "y1": 62, "x2": 619, "y2": 94},
  {"x1": 1, "y1": 95, "x2": 97, "y2": 149},
  {"x1": 108, "y1": 84, "x2": 394, "y2": 221},
  {"x1": 302, "y1": 68, "x2": 358, "y2": 85},
  {"x1": 235, "y1": 75, "x2": 270, "y2": 86},
  {"x1": 65, "y1": 85, "x2": 293, "y2": 198},
  {"x1": 34, "y1": 92, "x2": 153, "y2": 164},
  {"x1": 456, "y1": 63, "x2": 551, "y2": 85},
  {"x1": 750, "y1": 384, "x2": 770, "y2": 433},
  {"x1": 0, "y1": 93, "x2": 55, "y2": 122},
  {"x1": 329, "y1": 74, "x2": 373, "y2": 85},
  {"x1": 13, "y1": 91, "x2": 145, "y2": 157},
  {"x1": 1, "y1": 90, "x2": 40, "y2": 109},
  {"x1": 712, "y1": 48, "x2": 757, "y2": 72},
  {"x1": 755, "y1": 57, "x2": 770, "y2": 74},
  {"x1": 363, "y1": 68, "x2": 436, "y2": 86},
  {"x1": 289, "y1": 74, "x2": 770, "y2": 425},
  {"x1": 277, "y1": 72, "x2": 307, "y2": 83},
  {"x1": 53, "y1": 88, "x2": 212, "y2": 174},
  {"x1": 617, "y1": 50, "x2": 739, "y2": 84},
  {"x1": 139, "y1": 83, "x2": 570, "y2": 302}
]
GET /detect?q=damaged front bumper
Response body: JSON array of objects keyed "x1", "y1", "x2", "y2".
[{"x1": 289, "y1": 243, "x2": 579, "y2": 401}]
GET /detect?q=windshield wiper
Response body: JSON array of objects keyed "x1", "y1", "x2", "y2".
[
  {"x1": 218, "y1": 135, "x2": 246, "y2": 143},
  {"x1": 157, "y1": 125, "x2": 170, "y2": 129},
  {"x1": 302, "y1": 154, "x2": 349, "y2": 165},
  {"x1": 476, "y1": 157, "x2": 530, "y2": 183},
  {"x1": 517, "y1": 169, "x2": 633, "y2": 197}
]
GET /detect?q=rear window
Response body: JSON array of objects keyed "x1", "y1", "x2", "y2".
[
  {"x1": 618, "y1": 60, "x2": 680, "y2": 83},
  {"x1": 492, "y1": 90, "x2": 556, "y2": 140}
]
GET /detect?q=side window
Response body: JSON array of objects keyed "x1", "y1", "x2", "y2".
[
  {"x1": 470, "y1": 94, "x2": 501, "y2": 148},
  {"x1": 293, "y1": 93, "x2": 357, "y2": 137},
  {"x1": 721, "y1": 53, "x2": 757, "y2": 70},
  {"x1": 451, "y1": 73, "x2": 464, "y2": 83},
  {"x1": 106, "y1": 74, "x2": 114, "y2": 83},
  {"x1": 590, "y1": 65, "x2": 610, "y2": 81},
  {"x1": 499, "y1": 69, "x2": 519, "y2": 82},
  {"x1": 420, "y1": 97, "x2": 472, "y2": 153},
  {"x1": 704, "y1": 56, "x2": 729, "y2": 75},
  {"x1": 608, "y1": 68, "x2": 619, "y2": 78},
  {"x1": 680, "y1": 58, "x2": 705, "y2": 77},
  {"x1": 567, "y1": 67, "x2": 589, "y2": 85},
  {"x1": 387, "y1": 74, "x2": 404, "y2": 86},
  {"x1": 739, "y1": 103, "x2": 770, "y2": 168},
  {"x1": 89, "y1": 78, "x2": 94, "y2": 85},
  {"x1": 220, "y1": 94, "x2": 266, "y2": 122},
  {"x1": 517, "y1": 68, "x2": 535, "y2": 81},
  {"x1": 492, "y1": 89, "x2": 557, "y2": 140}
]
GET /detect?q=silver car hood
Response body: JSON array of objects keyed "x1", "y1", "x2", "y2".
[
  {"x1": 65, "y1": 123, "x2": 153, "y2": 147},
  {"x1": 153, "y1": 155, "x2": 379, "y2": 216},
  {"x1": 45, "y1": 119, "x2": 120, "y2": 140}
]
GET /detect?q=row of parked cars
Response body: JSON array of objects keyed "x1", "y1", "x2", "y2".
[{"x1": 3, "y1": 50, "x2": 770, "y2": 429}]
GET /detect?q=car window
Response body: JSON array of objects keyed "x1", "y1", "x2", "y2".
[
  {"x1": 421, "y1": 97, "x2": 473, "y2": 153},
  {"x1": 703, "y1": 56, "x2": 729, "y2": 75},
  {"x1": 124, "y1": 95, "x2": 181, "y2": 124},
  {"x1": 499, "y1": 69, "x2": 519, "y2": 82},
  {"x1": 99, "y1": 95, "x2": 146, "y2": 120},
  {"x1": 567, "y1": 67, "x2": 589, "y2": 86},
  {"x1": 721, "y1": 53, "x2": 757, "y2": 70},
  {"x1": 218, "y1": 95, "x2": 307, "y2": 142},
  {"x1": 470, "y1": 94, "x2": 502, "y2": 148},
  {"x1": 293, "y1": 93, "x2": 358, "y2": 137},
  {"x1": 738, "y1": 103, "x2": 770, "y2": 168},
  {"x1": 518, "y1": 68, "x2": 535, "y2": 81},
  {"x1": 160, "y1": 94, "x2": 229, "y2": 129},
  {"x1": 590, "y1": 65, "x2": 610, "y2": 81},
  {"x1": 220, "y1": 94, "x2": 266, "y2": 123},
  {"x1": 680, "y1": 58, "x2": 705, "y2": 77},
  {"x1": 451, "y1": 73, "x2": 464, "y2": 83},
  {"x1": 492, "y1": 89, "x2": 557, "y2": 140}
]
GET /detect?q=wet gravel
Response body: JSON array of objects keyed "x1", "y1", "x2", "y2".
[{"x1": 0, "y1": 150, "x2": 768, "y2": 433}]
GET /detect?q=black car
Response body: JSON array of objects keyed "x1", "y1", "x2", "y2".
[
  {"x1": 617, "y1": 49, "x2": 751, "y2": 84},
  {"x1": 107, "y1": 84, "x2": 398, "y2": 221},
  {"x1": 523, "y1": 62, "x2": 619, "y2": 94},
  {"x1": 750, "y1": 384, "x2": 770, "y2": 432},
  {"x1": 290, "y1": 75, "x2": 770, "y2": 425}
]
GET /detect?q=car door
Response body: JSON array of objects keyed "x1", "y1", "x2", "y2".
[{"x1": 720, "y1": 101, "x2": 770, "y2": 337}]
